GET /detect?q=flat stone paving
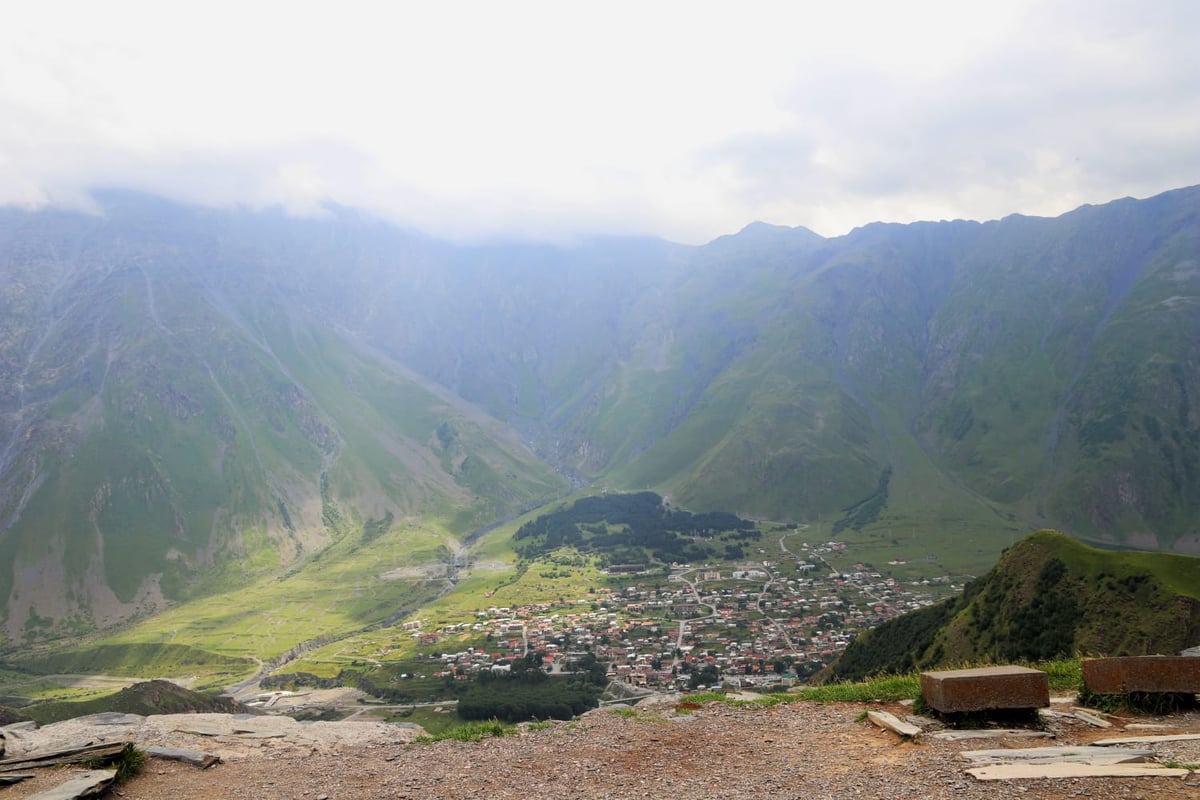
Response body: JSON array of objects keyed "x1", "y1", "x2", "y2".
[
  {"x1": 1083, "y1": 656, "x2": 1200, "y2": 694},
  {"x1": 921, "y1": 665, "x2": 1049, "y2": 713}
]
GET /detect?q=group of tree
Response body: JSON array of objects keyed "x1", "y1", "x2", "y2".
[
  {"x1": 456, "y1": 652, "x2": 608, "y2": 722},
  {"x1": 512, "y1": 492, "x2": 760, "y2": 565}
]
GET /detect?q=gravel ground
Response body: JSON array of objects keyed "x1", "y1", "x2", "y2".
[{"x1": 6, "y1": 701, "x2": 1200, "y2": 800}]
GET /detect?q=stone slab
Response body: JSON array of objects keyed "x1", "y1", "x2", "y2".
[
  {"x1": 144, "y1": 746, "x2": 221, "y2": 768},
  {"x1": 960, "y1": 746, "x2": 1152, "y2": 765},
  {"x1": 0, "y1": 773, "x2": 35, "y2": 785},
  {"x1": 921, "y1": 666, "x2": 1049, "y2": 713},
  {"x1": 931, "y1": 729, "x2": 1054, "y2": 741},
  {"x1": 1073, "y1": 709, "x2": 1113, "y2": 728},
  {"x1": 1082, "y1": 656, "x2": 1200, "y2": 694},
  {"x1": 966, "y1": 763, "x2": 1189, "y2": 781},
  {"x1": 25, "y1": 769, "x2": 116, "y2": 800},
  {"x1": 1093, "y1": 733, "x2": 1200, "y2": 746},
  {"x1": 0, "y1": 741, "x2": 128, "y2": 772},
  {"x1": 866, "y1": 710, "x2": 921, "y2": 738}
]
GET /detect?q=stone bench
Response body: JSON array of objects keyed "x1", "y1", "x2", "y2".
[
  {"x1": 920, "y1": 666, "x2": 1049, "y2": 713},
  {"x1": 1082, "y1": 656, "x2": 1200, "y2": 694}
]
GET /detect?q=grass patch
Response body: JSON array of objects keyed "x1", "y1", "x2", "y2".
[
  {"x1": 682, "y1": 691, "x2": 727, "y2": 705},
  {"x1": 1040, "y1": 657, "x2": 1083, "y2": 693},
  {"x1": 12, "y1": 643, "x2": 255, "y2": 681},
  {"x1": 372, "y1": 706, "x2": 461, "y2": 736},
  {"x1": 93, "y1": 743, "x2": 147, "y2": 784},
  {"x1": 795, "y1": 674, "x2": 921, "y2": 703},
  {"x1": 414, "y1": 719, "x2": 514, "y2": 743}
]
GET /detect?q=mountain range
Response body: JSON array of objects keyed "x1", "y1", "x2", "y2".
[{"x1": 1, "y1": 186, "x2": 1198, "y2": 643}]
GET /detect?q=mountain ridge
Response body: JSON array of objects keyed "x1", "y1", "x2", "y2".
[{"x1": 2, "y1": 185, "x2": 1199, "y2": 641}]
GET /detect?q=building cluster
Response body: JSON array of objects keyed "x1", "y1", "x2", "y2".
[{"x1": 406, "y1": 540, "x2": 960, "y2": 690}]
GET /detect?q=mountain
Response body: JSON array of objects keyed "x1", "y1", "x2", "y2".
[
  {"x1": 825, "y1": 530, "x2": 1200, "y2": 681},
  {"x1": 0, "y1": 197, "x2": 568, "y2": 643},
  {"x1": 1, "y1": 186, "x2": 1199, "y2": 643}
]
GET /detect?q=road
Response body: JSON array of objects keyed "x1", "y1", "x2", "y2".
[{"x1": 667, "y1": 569, "x2": 718, "y2": 665}]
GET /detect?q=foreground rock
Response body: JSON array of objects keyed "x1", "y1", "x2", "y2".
[
  {"x1": 104, "y1": 700, "x2": 1200, "y2": 800},
  {"x1": 22, "y1": 769, "x2": 114, "y2": 800},
  {"x1": 920, "y1": 666, "x2": 1050, "y2": 713},
  {"x1": 0, "y1": 741, "x2": 128, "y2": 772},
  {"x1": 5, "y1": 700, "x2": 1200, "y2": 799},
  {"x1": 0, "y1": 711, "x2": 425, "y2": 800},
  {"x1": 2, "y1": 712, "x2": 423, "y2": 762},
  {"x1": 1083, "y1": 656, "x2": 1200, "y2": 694}
]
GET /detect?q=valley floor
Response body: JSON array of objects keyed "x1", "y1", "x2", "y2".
[{"x1": 11, "y1": 698, "x2": 1200, "y2": 800}]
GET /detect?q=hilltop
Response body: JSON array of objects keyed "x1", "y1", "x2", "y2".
[
  {"x1": 18, "y1": 679, "x2": 247, "y2": 725},
  {"x1": 827, "y1": 531, "x2": 1200, "y2": 682}
]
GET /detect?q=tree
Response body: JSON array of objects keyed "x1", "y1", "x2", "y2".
[{"x1": 689, "y1": 664, "x2": 720, "y2": 690}]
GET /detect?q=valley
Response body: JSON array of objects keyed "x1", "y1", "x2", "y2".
[
  {"x1": 0, "y1": 511, "x2": 969, "y2": 716},
  {"x1": 1, "y1": 186, "x2": 1199, "y2": 711}
]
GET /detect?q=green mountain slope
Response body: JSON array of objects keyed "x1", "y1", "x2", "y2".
[
  {"x1": 0, "y1": 202, "x2": 566, "y2": 644},
  {"x1": 826, "y1": 530, "x2": 1200, "y2": 681},
  {"x1": 552, "y1": 190, "x2": 1200, "y2": 560}
]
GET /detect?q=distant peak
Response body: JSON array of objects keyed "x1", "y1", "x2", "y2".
[
  {"x1": 737, "y1": 220, "x2": 822, "y2": 239},
  {"x1": 704, "y1": 220, "x2": 824, "y2": 250}
]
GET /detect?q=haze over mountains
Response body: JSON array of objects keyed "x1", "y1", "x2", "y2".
[{"x1": 1, "y1": 186, "x2": 1198, "y2": 642}]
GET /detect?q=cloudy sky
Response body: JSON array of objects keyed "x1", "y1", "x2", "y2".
[{"x1": 2, "y1": 0, "x2": 1198, "y2": 244}]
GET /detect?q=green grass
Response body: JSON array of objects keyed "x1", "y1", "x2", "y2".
[
  {"x1": 371, "y1": 706, "x2": 463, "y2": 735},
  {"x1": 414, "y1": 719, "x2": 514, "y2": 743},
  {"x1": 1039, "y1": 657, "x2": 1083, "y2": 693},
  {"x1": 1, "y1": 283, "x2": 568, "y2": 648},
  {"x1": 793, "y1": 674, "x2": 922, "y2": 703},
  {"x1": 798, "y1": 659, "x2": 1080, "y2": 703},
  {"x1": 12, "y1": 643, "x2": 254, "y2": 681},
  {"x1": 90, "y1": 743, "x2": 146, "y2": 784},
  {"x1": 679, "y1": 658, "x2": 1084, "y2": 708},
  {"x1": 91, "y1": 519, "x2": 458, "y2": 668},
  {"x1": 2, "y1": 682, "x2": 120, "y2": 705}
]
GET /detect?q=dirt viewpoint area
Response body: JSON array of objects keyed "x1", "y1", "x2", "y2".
[{"x1": 8, "y1": 699, "x2": 1200, "y2": 800}]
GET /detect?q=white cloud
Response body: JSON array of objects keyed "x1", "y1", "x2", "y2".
[{"x1": 2, "y1": 0, "x2": 1198, "y2": 243}]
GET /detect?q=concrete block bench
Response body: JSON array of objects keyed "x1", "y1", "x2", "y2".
[
  {"x1": 920, "y1": 666, "x2": 1050, "y2": 713},
  {"x1": 1082, "y1": 656, "x2": 1200, "y2": 694}
]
